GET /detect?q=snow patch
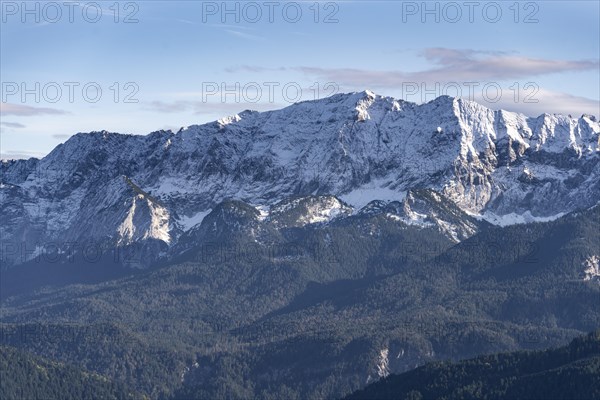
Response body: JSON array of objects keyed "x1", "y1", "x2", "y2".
[
  {"x1": 340, "y1": 181, "x2": 405, "y2": 211},
  {"x1": 298, "y1": 198, "x2": 349, "y2": 225},
  {"x1": 583, "y1": 255, "x2": 600, "y2": 282},
  {"x1": 178, "y1": 210, "x2": 211, "y2": 231},
  {"x1": 218, "y1": 114, "x2": 241, "y2": 126},
  {"x1": 385, "y1": 213, "x2": 402, "y2": 222},
  {"x1": 254, "y1": 205, "x2": 269, "y2": 221},
  {"x1": 480, "y1": 211, "x2": 565, "y2": 227},
  {"x1": 355, "y1": 93, "x2": 375, "y2": 122},
  {"x1": 376, "y1": 348, "x2": 390, "y2": 378}
]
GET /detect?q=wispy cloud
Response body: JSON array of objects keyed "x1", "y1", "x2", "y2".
[
  {"x1": 208, "y1": 24, "x2": 255, "y2": 31},
  {"x1": 52, "y1": 134, "x2": 73, "y2": 140},
  {"x1": 144, "y1": 100, "x2": 193, "y2": 113},
  {"x1": 0, "y1": 121, "x2": 25, "y2": 128},
  {"x1": 0, "y1": 150, "x2": 46, "y2": 160},
  {"x1": 193, "y1": 101, "x2": 283, "y2": 115},
  {"x1": 151, "y1": 47, "x2": 600, "y2": 118},
  {"x1": 205, "y1": 22, "x2": 264, "y2": 41},
  {"x1": 224, "y1": 65, "x2": 286, "y2": 73},
  {"x1": 418, "y1": 48, "x2": 599, "y2": 81},
  {"x1": 0, "y1": 103, "x2": 68, "y2": 116},
  {"x1": 228, "y1": 48, "x2": 598, "y2": 87},
  {"x1": 175, "y1": 18, "x2": 195, "y2": 25},
  {"x1": 224, "y1": 29, "x2": 264, "y2": 41},
  {"x1": 143, "y1": 100, "x2": 283, "y2": 115},
  {"x1": 480, "y1": 88, "x2": 600, "y2": 118}
]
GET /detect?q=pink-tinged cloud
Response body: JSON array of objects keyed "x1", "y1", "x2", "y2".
[
  {"x1": 227, "y1": 48, "x2": 598, "y2": 86},
  {"x1": 476, "y1": 88, "x2": 600, "y2": 118}
]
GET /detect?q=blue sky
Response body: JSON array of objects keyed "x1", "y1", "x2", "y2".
[{"x1": 1, "y1": 0, "x2": 599, "y2": 159}]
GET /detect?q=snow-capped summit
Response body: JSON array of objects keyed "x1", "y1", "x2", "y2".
[{"x1": 1, "y1": 92, "x2": 598, "y2": 267}]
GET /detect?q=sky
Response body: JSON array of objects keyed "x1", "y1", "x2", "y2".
[{"x1": 1, "y1": 0, "x2": 599, "y2": 159}]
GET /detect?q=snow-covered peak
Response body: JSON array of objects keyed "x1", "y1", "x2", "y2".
[
  {"x1": 217, "y1": 114, "x2": 242, "y2": 127},
  {"x1": 1, "y1": 92, "x2": 598, "y2": 267}
]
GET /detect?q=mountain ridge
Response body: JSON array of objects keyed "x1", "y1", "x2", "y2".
[{"x1": 1, "y1": 92, "x2": 598, "y2": 268}]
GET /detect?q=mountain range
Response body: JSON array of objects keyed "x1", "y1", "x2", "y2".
[
  {"x1": 1, "y1": 91, "x2": 598, "y2": 268},
  {"x1": 1, "y1": 92, "x2": 599, "y2": 399}
]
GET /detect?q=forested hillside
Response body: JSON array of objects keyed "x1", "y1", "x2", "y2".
[
  {"x1": 345, "y1": 330, "x2": 600, "y2": 400},
  {"x1": 0, "y1": 345, "x2": 142, "y2": 400}
]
